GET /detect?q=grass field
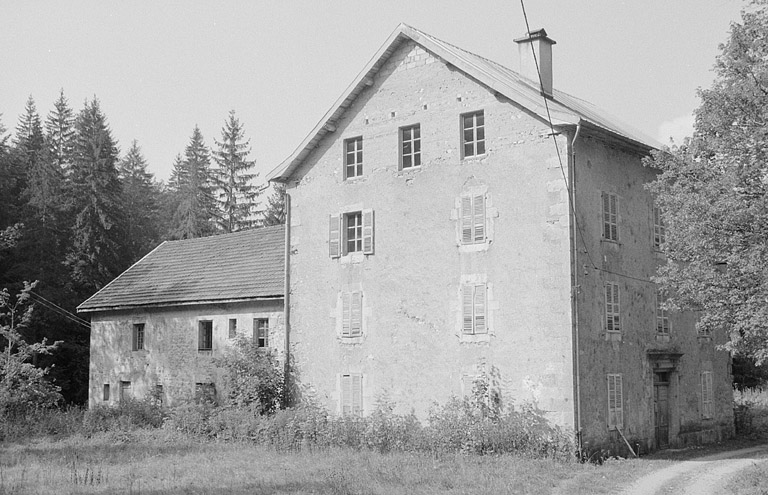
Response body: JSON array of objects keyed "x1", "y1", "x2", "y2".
[{"x1": 0, "y1": 429, "x2": 667, "y2": 495}]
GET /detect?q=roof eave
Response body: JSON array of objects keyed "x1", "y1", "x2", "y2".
[{"x1": 78, "y1": 295, "x2": 285, "y2": 314}]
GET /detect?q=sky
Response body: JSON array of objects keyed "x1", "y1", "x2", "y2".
[{"x1": 0, "y1": 0, "x2": 747, "y2": 184}]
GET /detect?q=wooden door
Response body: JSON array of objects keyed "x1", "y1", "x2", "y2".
[{"x1": 654, "y1": 372, "x2": 670, "y2": 449}]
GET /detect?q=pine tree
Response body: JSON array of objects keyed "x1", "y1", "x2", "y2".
[
  {"x1": 44, "y1": 89, "x2": 76, "y2": 175},
  {"x1": 66, "y1": 98, "x2": 126, "y2": 293},
  {"x1": 119, "y1": 140, "x2": 161, "y2": 262},
  {"x1": 14, "y1": 96, "x2": 44, "y2": 157},
  {"x1": 171, "y1": 126, "x2": 218, "y2": 239},
  {"x1": 0, "y1": 114, "x2": 22, "y2": 230},
  {"x1": 261, "y1": 183, "x2": 286, "y2": 226},
  {"x1": 212, "y1": 110, "x2": 261, "y2": 232}
]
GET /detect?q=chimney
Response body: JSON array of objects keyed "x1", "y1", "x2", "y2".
[{"x1": 514, "y1": 28, "x2": 556, "y2": 98}]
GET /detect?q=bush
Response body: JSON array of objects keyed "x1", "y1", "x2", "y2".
[{"x1": 83, "y1": 397, "x2": 165, "y2": 434}]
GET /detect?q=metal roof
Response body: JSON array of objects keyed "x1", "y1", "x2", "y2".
[
  {"x1": 267, "y1": 23, "x2": 661, "y2": 182},
  {"x1": 78, "y1": 225, "x2": 285, "y2": 313}
]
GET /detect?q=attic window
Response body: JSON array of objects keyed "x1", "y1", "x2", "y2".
[
  {"x1": 461, "y1": 111, "x2": 485, "y2": 158},
  {"x1": 344, "y1": 136, "x2": 363, "y2": 179}
]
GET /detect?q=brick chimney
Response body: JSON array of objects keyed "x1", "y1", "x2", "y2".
[{"x1": 514, "y1": 28, "x2": 556, "y2": 98}]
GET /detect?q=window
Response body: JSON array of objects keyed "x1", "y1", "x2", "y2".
[
  {"x1": 254, "y1": 318, "x2": 269, "y2": 347},
  {"x1": 460, "y1": 193, "x2": 486, "y2": 245},
  {"x1": 344, "y1": 136, "x2": 363, "y2": 179},
  {"x1": 341, "y1": 292, "x2": 363, "y2": 337},
  {"x1": 120, "y1": 381, "x2": 131, "y2": 403},
  {"x1": 195, "y1": 383, "x2": 216, "y2": 404},
  {"x1": 340, "y1": 373, "x2": 363, "y2": 416},
  {"x1": 461, "y1": 111, "x2": 485, "y2": 158},
  {"x1": 701, "y1": 371, "x2": 713, "y2": 418},
  {"x1": 605, "y1": 282, "x2": 621, "y2": 333},
  {"x1": 462, "y1": 284, "x2": 487, "y2": 334},
  {"x1": 602, "y1": 192, "x2": 619, "y2": 241},
  {"x1": 228, "y1": 318, "x2": 237, "y2": 339},
  {"x1": 198, "y1": 320, "x2": 213, "y2": 351},
  {"x1": 132, "y1": 323, "x2": 144, "y2": 351},
  {"x1": 656, "y1": 289, "x2": 670, "y2": 335},
  {"x1": 103, "y1": 384, "x2": 110, "y2": 401},
  {"x1": 329, "y1": 209, "x2": 374, "y2": 258},
  {"x1": 653, "y1": 206, "x2": 666, "y2": 250},
  {"x1": 607, "y1": 374, "x2": 623, "y2": 429},
  {"x1": 400, "y1": 124, "x2": 421, "y2": 169}
]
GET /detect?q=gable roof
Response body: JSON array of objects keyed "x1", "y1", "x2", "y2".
[
  {"x1": 267, "y1": 24, "x2": 661, "y2": 182},
  {"x1": 78, "y1": 225, "x2": 285, "y2": 313}
]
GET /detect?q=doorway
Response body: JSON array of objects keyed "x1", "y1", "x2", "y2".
[{"x1": 654, "y1": 371, "x2": 670, "y2": 449}]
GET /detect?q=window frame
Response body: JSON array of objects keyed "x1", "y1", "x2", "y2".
[
  {"x1": 605, "y1": 282, "x2": 621, "y2": 334},
  {"x1": 602, "y1": 192, "x2": 619, "y2": 242},
  {"x1": 254, "y1": 318, "x2": 269, "y2": 348},
  {"x1": 607, "y1": 374, "x2": 623, "y2": 429},
  {"x1": 344, "y1": 136, "x2": 363, "y2": 180},
  {"x1": 656, "y1": 288, "x2": 670, "y2": 335},
  {"x1": 340, "y1": 373, "x2": 363, "y2": 417},
  {"x1": 399, "y1": 124, "x2": 421, "y2": 169},
  {"x1": 132, "y1": 323, "x2": 145, "y2": 351},
  {"x1": 330, "y1": 209, "x2": 374, "y2": 258},
  {"x1": 228, "y1": 318, "x2": 237, "y2": 339},
  {"x1": 120, "y1": 380, "x2": 131, "y2": 404},
  {"x1": 103, "y1": 384, "x2": 110, "y2": 401},
  {"x1": 344, "y1": 211, "x2": 363, "y2": 254},
  {"x1": 198, "y1": 320, "x2": 213, "y2": 352},
  {"x1": 461, "y1": 111, "x2": 486, "y2": 159}
]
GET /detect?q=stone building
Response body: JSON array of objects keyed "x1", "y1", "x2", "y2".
[
  {"x1": 266, "y1": 25, "x2": 733, "y2": 452},
  {"x1": 78, "y1": 225, "x2": 285, "y2": 408}
]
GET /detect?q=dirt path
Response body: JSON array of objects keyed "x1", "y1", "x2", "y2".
[{"x1": 620, "y1": 445, "x2": 768, "y2": 495}]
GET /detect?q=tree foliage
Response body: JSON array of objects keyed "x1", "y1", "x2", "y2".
[
  {"x1": 261, "y1": 183, "x2": 286, "y2": 226},
  {"x1": 119, "y1": 140, "x2": 161, "y2": 262},
  {"x1": 647, "y1": 1, "x2": 768, "y2": 362},
  {"x1": 171, "y1": 126, "x2": 218, "y2": 239},
  {"x1": 0, "y1": 282, "x2": 63, "y2": 419}
]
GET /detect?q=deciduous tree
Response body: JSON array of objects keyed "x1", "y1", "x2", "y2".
[{"x1": 648, "y1": 1, "x2": 768, "y2": 362}]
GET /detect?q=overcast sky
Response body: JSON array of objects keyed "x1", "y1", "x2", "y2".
[{"x1": 0, "y1": 0, "x2": 745, "y2": 183}]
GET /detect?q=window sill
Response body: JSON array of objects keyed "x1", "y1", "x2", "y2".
[
  {"x1": 604, "y1": 332, "x2": 622, "y2": 342},
  {"x1": 343, "y1": 176, "x2": 366, "y2": 183},
  {"x1": 461, "y1": 153, "x2": 488, "y2": 162},
  {"x1": 460, "y1": 333, "x2": 491, "y2": 344},
  {"x1": 458, "y1": 241, "x2": 490, "y2": 253},
  {"x1": 397, "y1": 165, "x2": 422, "y2": 175},
  {"x1": 338, "y1": 336, "x2": 364, "y2": 345},
  {"x1": 600, "y1": 239, "x2": 622, "y2": 247},
  {"x1": 340, "y1": 252, "x2": 366, "y2": 264},
  {"x1": 655, "y1": 334, "x2": 671, "y2": 343},
  {"x1": 198, "y1": 349, "x2": 213, "y2": 356}
]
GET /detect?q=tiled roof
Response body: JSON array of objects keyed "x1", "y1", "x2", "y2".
[
  {"x1": 78, "y1": 225, "x2": 285, "y2": 312},
  {"x1": 268, "y1": 24, "x2": 661, "y2": 182}
]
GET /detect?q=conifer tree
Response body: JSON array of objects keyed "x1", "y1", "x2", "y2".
[
  {"x1": 212, "y1": 110, "x2": 261, "y2": 232},
  {"x1": 44, "y1": 89, "x2": 76, "y2": 175},
  {"x1": 119, "y1": 140, "x2": 160, "y2": 261},
  {"x1": 171, "y1": 126, "x2": 218, "y2": 239},
  {"x1": 66, "y1": 98, "x2": 126, "y2": 293},
  {"x1": 261, "y1": 183, "x2": 286, "y2": 226}
]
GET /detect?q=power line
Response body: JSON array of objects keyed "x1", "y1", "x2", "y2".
[
  {"x1": 27, "y1": 291, "x2": 91, "y2": 329},
  {"x1": 518, "y1": 0, "x2": 654, "y2": 287}
]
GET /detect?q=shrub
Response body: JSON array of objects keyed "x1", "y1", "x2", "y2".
[
  {"x1": 213, "y1": 335, "x2": 283, "y2": 414},
  {"x1": 83, "y1": 397, "x2": 165, "y2": 434}
]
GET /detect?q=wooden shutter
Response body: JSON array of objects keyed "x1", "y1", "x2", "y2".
[
  {"x1": 610, "y1": 194, "x2": 618, "y2": 240},
  {"x1": 461, "y1": 196, "x2": 472, "y2": 244},
  {"x1": 462, "y1": 285, "x2": 474, "y2": 334},
  {"x1": 198, "y1": 323, "x2": 205, "y2": 350},
  {"x1": 352, "y1": 374, "x2": 362, "y2": 416},
  {"x1": 473, "y1": 194, "x2": 485, "y2": 243},
  {"x1": 608, "y1": 374, "x2": 623, "y2": 428},
  {"x1": 350, "y1": 292, "x2": 362, "y2": 336},
  {"x1": 329, "y1": 214, "x2": 341, "y2": 258},
  {"x1": 342, "y1": 293, "x2": 351, "y2": 337},
  {"x1": 474, "y1": 284, "x2": 487, "y2": 333},
  {"x1": 362, "y1": 209, "x2": 374, "y2": 254},
  {"x1": 341, "y1": 374, "x2": 352, "y2": 416}
]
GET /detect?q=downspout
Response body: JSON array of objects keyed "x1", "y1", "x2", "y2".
[
  {"x1": 569, "y1": 122, "x2": 583, "y2": 453},
  {"x1": 282, "y1": 189, "x2": 292, "y2": 408}
]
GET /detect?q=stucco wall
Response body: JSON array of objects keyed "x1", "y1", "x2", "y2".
[
  {"x1": 572, "y1": 135, "x2": 733, "y2": 452},
  {"x1": 286, "y1": 41, "x2": 575, "y2": 427},
  {"x1": 88, "y1": 299, "x2": 284, "y2": 408}
]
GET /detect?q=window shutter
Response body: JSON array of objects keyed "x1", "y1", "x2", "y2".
[
  {"x1": 473, "y1": 194, "x2": 485, "y2": 243},
  {"x1": 602, "y1": 192, "x2": 610, "y2": 239},
  {"x1": 474, "y1": 284, "x2": 487, "y2": 333},
  {"x1": 341, "y1": 375, "x2": 352, "y2": 416},
  {"x1": 329, "y1": 214, "x2": 341, "y2": 258},
  {"x1": 132, "y1": 327, "x2": 138, "y2": 351},
  {"x1": 350, "y1": 292, "x2": 362, "y2": 336},
  {"x1": 352, "y1": 374, "x2": 362, "y2": 415},
  {"x1": 342, "y1": 293, "x2": 351, "y2": 337},
  {"x1": 462, "y1": 285, "x2": 474, "y2": 334},
  {"x1": 198, "y1": 323, "x2": 204, "y2": 350},
  {"x1": 613, "y1": 284, "x2": 620, "y2": 333},
  {"x1": 461, "y1": 196, "x2": 472, "y2": 244},
  {"x1": 362, "y1": 209, "x2": 374, "y2": 254},
  {"x1": 616, "y1": 376, "x2": 623, "y2": 428},
  {"x1": 610, "y1": 195, "x2": 618, "y2": 240}
]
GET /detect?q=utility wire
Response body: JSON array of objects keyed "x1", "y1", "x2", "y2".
[
  {"x1": 29, "y1": 290, "x2": 91, "y2": 326},
  {"x1": 518, "y1": 0, "x2": 655, "y2": 287},
  {"x1": 27, "y1": 291, "x2": 91, "y2": 329}
]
